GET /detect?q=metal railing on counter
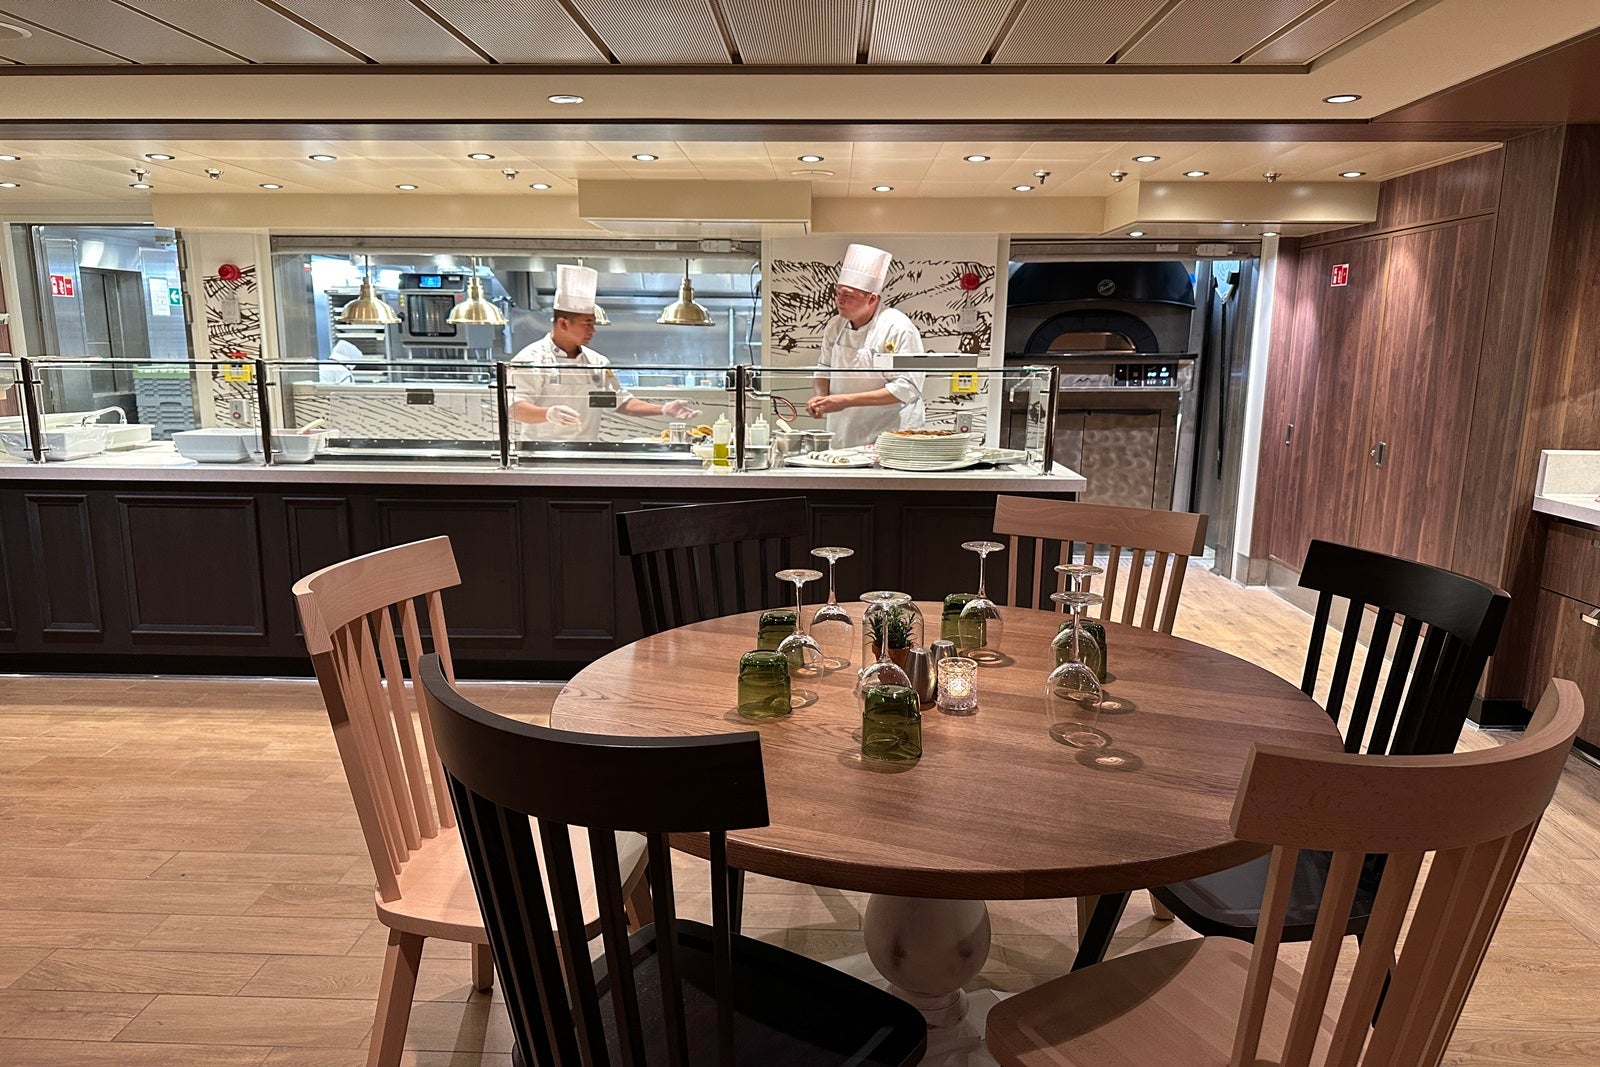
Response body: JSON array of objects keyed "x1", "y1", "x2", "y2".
[{"x1": 2, "y1": 356, "x2": 1060, "y2": 476}]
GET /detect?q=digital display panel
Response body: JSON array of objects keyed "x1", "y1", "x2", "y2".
[{"x1": 417, "y1": 275, "x2": 444, "y2": 288}]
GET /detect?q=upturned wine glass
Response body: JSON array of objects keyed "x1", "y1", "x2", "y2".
[
  {"x1": 956, "y1": 540, "x2": 1005, "y2": 660},
  {"x1": 858, "y1": 590, "x2": 919, "y2": 691},
  {"x1": 809, "y1": 546, "x2": 855, "y2": 669},
  {"x1": 774, "y1": 568, "x2": 824, "y2": 675},
  {"x1": 1052, "y1": 563, "x2": 1106, "y2": 681},
  {"x1": 1046, "y1": 590, "x2": 1110, "y2": 748}
]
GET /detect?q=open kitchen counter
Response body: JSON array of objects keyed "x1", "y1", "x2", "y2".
[{"x1": 0, "y1": 446, "x2": 1083, "y2": 678}]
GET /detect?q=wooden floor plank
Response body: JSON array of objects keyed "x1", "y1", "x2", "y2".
[{"x1": 0, "y1": 562, "x2": 1597, "y2": 1064}]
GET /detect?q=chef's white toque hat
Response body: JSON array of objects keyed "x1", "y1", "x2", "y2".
[
  {"x1": 838, "y1": 243, "x2": 893, "y2": 295},
  {"x1": 554, "y1": 264, "x2": 599, "y2": 315}
]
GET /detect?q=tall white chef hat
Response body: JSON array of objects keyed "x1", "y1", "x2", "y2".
[
  {"x1": 553, "y1": 264, "x2": 599, "y2": 315},
  {"x1": 838, "y1": 243, "x2": 893, "y2": 295}
]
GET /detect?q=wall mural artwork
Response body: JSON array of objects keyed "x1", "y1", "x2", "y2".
[
  {"x1": 202, "y1": 264, "x2": 262, "y2": 424},
  {"x1": 767, "y1": 258, "x2": 997, "y2": 356}
]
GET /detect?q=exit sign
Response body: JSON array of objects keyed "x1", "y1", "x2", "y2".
[
  {"x1": 1330, "y1": 263, "x2": 1350, "y2": 287},
  {"x1": 49, "y1": 273, "x2": 74, "y2": 297}
]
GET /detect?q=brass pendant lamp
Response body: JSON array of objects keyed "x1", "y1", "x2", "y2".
[
  {"x1": 447, "y1": 257, "x2": 508, "y2": 326},
  {"x1": 338, "y1": 255, "x2": 400, "y2": 326},
  {"x1": 657, "y1": 259, "x2": 715, "y2": 327}
]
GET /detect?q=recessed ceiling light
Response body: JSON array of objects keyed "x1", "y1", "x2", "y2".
[
  {"x1": 1013, "y1": 185, "x2": 1033, "y2": 192},
  {"x1": 308, "y1": 154, "x2": 337, "y2": 162},
  {"x1": 964, "y1": 154, "x2": 990, "y2": 163},
  {"x1": 529, "y1": 182, "x2": 551, "y2": 190},
  {"x1": 1323, "y1": 94, "x2": 1362, "y2": 104},
  {"x1": 632, "y1": 153, "x2": 658, "y2": 162},
  {"x1": 144, "y1": 153, "x2": 174, "y2": 161},
  {"x1": 1340, "y1": 170, "x2": 1366, "y2": 178},
  {"x1": 873, "y1": 185, "x2": 894, "y2": 193},
  {"x1": 547, "y1": 94, "x2": 583, "y2": 105},
  {"x1": 797, "y1": 154, "x2": 824, "y2": 163},
  {"x1": 395, "y1": 184, "x2": 418, "y2": 190},
  {"x1": 259, "y1": 183, "x2": 282, "y2": 190},
  {"x1": 1184, "y1": 170, "x2": 1209, "y2": 178},
  {"x1": 0, "y1": 181, "x2": 19, "y2": 189},
  {"x1": 129, "y1": 182, "x2": 152, "y2": 190},
  {"x1": 1133, "y1": 155, "x2": 1160, "y2": 163},
  {"x1": 1261, "y1": 231, "x2": 1280, "y2": 237},
  {"x1": 467, "y1": 152, "x2": 495, "y2": 161},
  {"x1": 1128, "y1": 230, "x2": 1145, "y2": 237},
  {"x1": 0, "y1": 154, "x2": 19, "y2": 161}
]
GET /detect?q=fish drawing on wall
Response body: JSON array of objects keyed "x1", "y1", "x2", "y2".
[{"x1": 770, "y1": 258, "x2": 995, "y2": 355}]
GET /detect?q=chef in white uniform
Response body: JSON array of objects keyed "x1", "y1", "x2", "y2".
[
  {"x1": 508, "y1": 264, "x2": 697, "y2": 441},
  {"x1": 806, "y1": 243, "x2": 926, "y2": 448}
]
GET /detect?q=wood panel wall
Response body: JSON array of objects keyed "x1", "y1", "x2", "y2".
[{"x1": 1251, "y1": 126, "x2": 1600, "y2": 713}]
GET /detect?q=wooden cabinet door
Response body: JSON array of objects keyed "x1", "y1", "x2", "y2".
[
  {"x1": 1356, "y1": 219, "x2": 1495, "y2": 566},
  {"x1": 1254, "y1": 241, "x2": 1313, "y2": 567},
  {"x1": 1531, "y1": 588, "x2": 1600, "y2": 748},
  {"x1": 1296, "y1": 239, "x2": 1390, "y2": 565}
]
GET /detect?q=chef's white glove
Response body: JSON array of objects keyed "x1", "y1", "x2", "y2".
[
  {"x1": 545, "y1": 404, "x2": 582, "y2": 426},
  {"x1": 662, "y1": 399, "x2": 700, "y2": 419}
]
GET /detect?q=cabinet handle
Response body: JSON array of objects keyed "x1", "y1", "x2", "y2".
[
  {"x1": 1284, "y1": 422, "x2": 1294, "y2": 445},
  {"x1": 1369, "y1": 441, "x2": 1387, "y2": 468},
  {"x1": 1581, "y1": 608, "x2": 1600, "y2": 628}
]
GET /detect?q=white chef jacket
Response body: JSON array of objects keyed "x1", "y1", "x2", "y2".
[
  {"x1": 817, "y1": 306, "x2": 927, "y2": 447},
  {"x1": 508, "y1": 334, "x2": 634, "y2": 441}
]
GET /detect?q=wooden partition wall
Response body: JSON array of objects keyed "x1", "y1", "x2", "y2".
[{"x1": 1251, "y1": 126, "x2": 1600, "y2": 719}]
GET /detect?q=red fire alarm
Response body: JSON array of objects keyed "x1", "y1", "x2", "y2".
[
  {"x1": 958, "y1": 271, "x2": 981, "y2": 291},
  {"x1": 217, "y1": 263, "x2": 243, "y2": 282}
]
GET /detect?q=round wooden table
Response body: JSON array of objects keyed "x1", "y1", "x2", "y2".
[{"x1": 552, "y1": 604, "x2": 1341, "y2": 1023}]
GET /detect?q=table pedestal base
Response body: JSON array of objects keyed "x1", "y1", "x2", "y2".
[{"x1": 864, "y1": 895, "x2": 992, "y2": 1026}]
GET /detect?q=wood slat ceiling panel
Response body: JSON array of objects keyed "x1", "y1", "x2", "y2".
[
  {"x1": 0, "y1": 0, "x2": 240, "y2": 64},
  {"x1": 869, "y1": 0, "x2": 1014, "y2": 64},
  {"x1": 267, "y1": 0, "x2": 486, "y2": 64},
  {"x1": 568, "y1": 0, "x2": 727, "y2": 63},
  {"x1": 1244, "y1": 0, "x2": 1416, "y2": 64},
  {"x1": 118, "y1": 0, "x2": 361, "y2": 64},
  {"x1": 720, "y1": 0, "x2": 860, "y2": 65},
  {"x1": 0, "y1": 14, "x2": 127, "y2": 64},
  {"x1": 992, "y1": 0, "x2": 1166, "y2": 64},
  {"x1": 1121, "y1": 0, "x2": 1319, "y2": 64},
  {"x1": 420, "y1": 0, "x2": 606, "y2": 63}
]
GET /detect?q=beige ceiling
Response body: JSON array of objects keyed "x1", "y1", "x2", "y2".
[{"x1": 0, "y1": 137, "x2": 1495, "y2": 202}]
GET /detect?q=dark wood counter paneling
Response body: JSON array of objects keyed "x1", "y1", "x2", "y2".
[{"x1": 0, "y1": 479, "x2": 1059, "y2": 678}]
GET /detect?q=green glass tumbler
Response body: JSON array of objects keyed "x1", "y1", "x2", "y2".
[
  {"x1": 940, "y1": 593, "x2": 985, "y2": 650},
  {"x1": 860, "y1": 683, "x2": 923, "y2": 762},
  {"x1": 738, "y1": 650, "x2": 792, "y2": 719},
  {"x1": 1053, "y1": 618, "x2": 1108, "y2": 682},
  {"x1": 757, "y1": 609, "x2": 797, "y2": 652}
]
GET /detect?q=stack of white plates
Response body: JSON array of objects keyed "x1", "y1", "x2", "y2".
[{"x1": 875, "y1": 430, "x2": 973, "y2": 470}]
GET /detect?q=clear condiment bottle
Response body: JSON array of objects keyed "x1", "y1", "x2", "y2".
[
  {"x1": 749, "y1": 414, "x2": 770, "y2": 448},
  {"x1": 711, "y1": 413, "x2": 731, "y2": 471}
]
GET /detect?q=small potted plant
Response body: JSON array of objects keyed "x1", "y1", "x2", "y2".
[{"x1": 868, "y1": 603, "x2": 917, "y2": 670}]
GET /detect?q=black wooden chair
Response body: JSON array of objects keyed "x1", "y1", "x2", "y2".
[
  {"x1": 1147, "y1": 538, "x2": 1511, "y2": 945},
  {"x1": 417, "y1": 654, "x2": 928, "y2": 1067},
  {"x1": 616, "y1": 497, "x2": 810, "y2": 636}
]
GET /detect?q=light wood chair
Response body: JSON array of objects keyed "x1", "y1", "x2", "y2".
[
  {"x1": 992, "y1": 495, "x2": 1207, "y2": 633},
  {"x1": 985, "y1": 678, "x2": 1582, "y2": 1067},
  {"x1": 293, "y1": 536, "x2": 650, "y2": 1067}
]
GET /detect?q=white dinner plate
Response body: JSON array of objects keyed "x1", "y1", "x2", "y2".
[
  {"x1": 879, "y1": 455, "x2": 986, "y2": 472},
  {"x1": 786, "y1": 453, "x2": 875, "y2": 469}
]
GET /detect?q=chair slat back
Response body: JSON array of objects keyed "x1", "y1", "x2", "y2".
[
  {"x1": 1298, "y1": 541, "x2": 1510, "y2": 757},
  {"x1": 292, "y1": 537, "x2": 462, "y2": 901},
  {"x1": 1227, "y1": 679, "x2": 1581, "y2": 1067},
  {"x1": 992, "y1": 495, "x2": 1207, "y2": 633},
  {"x1": 617, "y1": 497, "x2": 810, "y2": 635},
  {"x1": 419, "y1": 655, "x2": 769, "y2": 1067}
]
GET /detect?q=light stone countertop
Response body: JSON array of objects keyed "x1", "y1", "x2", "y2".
[
  {"x1": 0, "y1": 443, "x2": 1087, "y2": 493},
  {"x1": 1533, "y1": 450, "x2": 1600, "y2": 527}
]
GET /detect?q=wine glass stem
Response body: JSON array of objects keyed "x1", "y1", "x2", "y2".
[
  {"x1": 792, "y1": 581, "x2": 804, "y2": 638},
  {"x1": 975, "y1": 552, "x2": 987, "y2": 598},
  {"x1": 827, "y1": 560, "x2": 838, "y2": 607},
  {"x1": 1072, "y1": 610, "x2": 1082, "y2": 660}
]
